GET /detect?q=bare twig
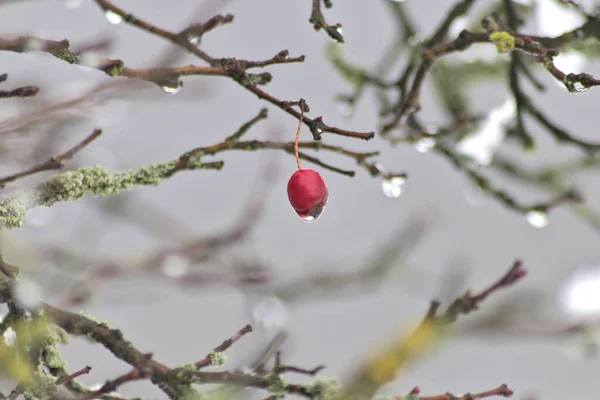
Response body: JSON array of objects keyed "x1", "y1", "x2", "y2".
[
  {"x1": 309, "y1": 0, "x2": 344, "y2": 43},
  {"x1": 0, "y1": 85, "x2": 39, "y2": 99},
  {"x1": 91, "y1": 0, "x2": 373, "y2": 141},
  {"x1": 0, "y1": 129, "x2": 102, "y2": 188},
  {"x1": 346, "y1": 261, "x2": 526, "y2": 398},
  {"x1": 74, "y1": 354, "x2": 152, "y2": 400},
  {"x1": 55, "y1": 366, "x2": 92, "y2": 386},
  {"x1": 274, "y1": 352, "x2": 325, "y2": 376},
  {"x1": 194, "y1": 325, "x2": 253, "y2": 369},
  {"x1": 167, "y1": 108, "x2": 383, "y2": 179},
  {"x1": 393, "y1": 384, "x2": 514, "y2": 400}
]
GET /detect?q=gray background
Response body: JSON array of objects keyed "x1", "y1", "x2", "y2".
[{"x1": 1, "y1": 0, "x2": 600, "y2": 398}]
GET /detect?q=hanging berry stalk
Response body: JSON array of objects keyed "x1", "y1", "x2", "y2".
[{"x1": 287, "y1": 99, "x2": 329, "y2": 222}]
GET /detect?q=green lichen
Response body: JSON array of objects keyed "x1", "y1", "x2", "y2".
[
  {"x1": 186, "y1": 154, "x2": 205, "y2": 170},
  {"x1": 23, "y1": 367, "x2": 58, "y2": 400},
  {"x1": 489, "y1": 31, "x2": 515, "y2": 54},
  {"x1": 0, "y1": 154, "x2": 221, "y2": 230},
  {"x1": 306, "y1": 376, "x2": 342, "y2": 399},
  {"x1": 52, "y1": 41, "x2": 79, "y2": 64},
  {"x1": 0, "y1": 196, "x2": 29, "y2": 229},
  {"x1": 77, "y1": 311, "x2": 109, "y2": 327},
  {"x1": 208, "y1": 351, "x2": 227, "y2": 367},
  {"x1": 104, "y1": 60, "x2": 125, "y2": 77},
  {"x1": 37, "y1": 164, "x2": 174, "y2": 205},
  {"x1": 48, "y1": 325, "x2": 70, "y2": 345},
  {"x1": 173, "y1": 367, "x2": 195, "y2": 385},
  {"x1": 266, "y1": 371, "x2": 287, "y2": 397}
]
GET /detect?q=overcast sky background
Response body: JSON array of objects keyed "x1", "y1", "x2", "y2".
[{"x1": 1, "y1": 0, "x2": 600, "y2": 398}]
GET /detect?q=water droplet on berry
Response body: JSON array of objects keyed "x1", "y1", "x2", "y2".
[
  {"x1": 105, "y1": 10, "x2": 123, "y2": 24},
  {"x1": 295, "y1": 203, "x2": 326, "y2": 223},
  {"x1": 414, "y1": 137, "x2": 435, "y2": 153},
  {"x1": 288, "y1": 169, "x2": 329, "y2": 222},
  {"x1": 526, "y1": 209, "x2": 549, "y2": 228},
  {"x1": 381, "y1": 176, "x2": 406, "y2": 198}
]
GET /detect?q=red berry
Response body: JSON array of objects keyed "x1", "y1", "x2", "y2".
[{"x1": 287, "y1": 169, "x2": 328, "y2": 222}]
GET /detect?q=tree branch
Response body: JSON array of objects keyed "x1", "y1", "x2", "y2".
[
  {"x1": 0, "y1": 129, "x2": 102, "y2": 188},
  {"x1": 90, "y1": 0, "x2": 373, "y2": 141}
]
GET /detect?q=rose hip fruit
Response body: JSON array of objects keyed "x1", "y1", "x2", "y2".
[{"x1": 287, "y1": 169, "x2": 328, "y2": 222}]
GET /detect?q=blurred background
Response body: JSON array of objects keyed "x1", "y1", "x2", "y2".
[{"x1": 1, "y1": 0, "x2": 600, "y2": 398}]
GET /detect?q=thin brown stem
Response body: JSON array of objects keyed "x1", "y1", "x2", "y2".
[
  {"x1": 309, "y1": 0, "x2": 344, "y2": 43},
  {"x1": 194, "y1": 324, "x2": 253, "y2": 369},
  {"x1": 394, "y1": 384, "x2": 514, "y2": 400},
  {"x1": 295, "y1": 100, "x2": 306, "y2": 170},
  {"x1": 0, "y1": 129, "x2": 102, "y2": 188},
  {"x1": 55, "y1": 366, "x2": 92, "y2": 385},
  {"x1": 89, "y1": 0, "x2": 373, "y2": 141}
]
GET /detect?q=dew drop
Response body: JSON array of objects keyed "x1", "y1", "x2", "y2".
[
  {"x1": 414, "y1": 137, "x2": 435, "y2": 153},
  {"x1": 188, "y1": 35, "x2": 201, "y2": 46},
  {"x1": 408, "y1": 34, "x2": 423, "y2": 47},
  {"x1": 105, "y1": 10, "x2": 123, "y2": 24},
  {"x1": 526, "y1": 209, "x2": 549, "y2": 228},
  {"x1": 295, "y1": 203, "x2": 326, "y2": 223},
  {"x1": 64, "y1": 0, "x2": 82, "y2": 8},
  {"x1": 248, "y1": 294, "x2": 288, "y2": 331},
  {"x1": 381, "y1": 176, "x2": 406, "y2": 198},
  {"x1": 161, "y1": 254, "x2": 189, "y2": 279},
  {"x1": 329, "y1": 25, "x2": 344, "y2": 43},
  {"x1": 559, "y1": 264, "x2": 600, "y2": 319},
  {"x1": 569, "y1": 81, "x2": 590, "y2": 93},
  {"x1": 338, "y1": 102, "x2": 353, "y2": 117},
  {"x1": 160, "y1": 81, "x2": 183, "y2": 95}
]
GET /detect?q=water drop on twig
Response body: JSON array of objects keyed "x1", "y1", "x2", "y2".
[
  {"x1": 160, "y1": 80, "x2": 183, "y2": 95},
  {"x1": 559, "y1": 264, "x2": 600, "y2": 319},
  {"x1": 381, "y1": 176, "x2": 406, "y2": 198},
  {"x1": 526, "y1": 209, "x2": 549, "y2": 228},
  {"x1": 105, "y1": 10, "x2": 123, "y2": 24},
  {"x1": 413, "y1": 137, "x2": 435, "y2": 153}
]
